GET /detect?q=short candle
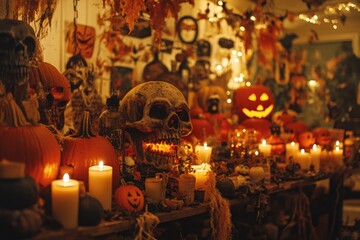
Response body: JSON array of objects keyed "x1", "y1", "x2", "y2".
[
  {"x1": 310, "y1": 144, "x2": 321, "y2": 172},
  {"x1": 89, "y1": 161, "x2": 113, "y2": 210},
  {"x1": 51, "y1": 173, "x2": 79, "y2": 229},
  {"x1": 258, "y1": 139, "x2": 271, "y2": 157},
  {"x1": 195, "y1": 143, "x2": 212, "y2": 164}
]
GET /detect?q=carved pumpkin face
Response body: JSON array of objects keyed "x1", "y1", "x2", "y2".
[
  {"x1": 234, "y1": 85, "x2": 274, "y2": 121},
  {"x1": 115, "y1": 185, "x2": 144, "y2": 213},
  {"x1": 66, "y1": 24, "x2": 96, "y2": 58},
  {"x1": 298, "y1": 131, "x2": 315, "y2": 149},
  {"x1": 313, "y1": 127, "x2": 332, "y2": 146}
]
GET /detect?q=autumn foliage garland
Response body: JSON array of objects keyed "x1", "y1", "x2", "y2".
[{"x1": 103, "y1": 0, "x2": 194, "y2": 46}]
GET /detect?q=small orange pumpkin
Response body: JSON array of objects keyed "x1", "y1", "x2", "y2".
[
  {"x1": 0, "y1": 94, "x2": 61, "y2": 188},
  {"x1": 115, "y1": 184, "x2": 145, "y2": 213},
  {"x1": 298, "y1": 131, "x2": 315, "y2": 150},
  {"x1": 61, "y1": 111, "x2": 120, "y2": 191}
]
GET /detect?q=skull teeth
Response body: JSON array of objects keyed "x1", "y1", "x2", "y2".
[{"x1": 143, "y1": 138, "x2": 179, "y2": 167}]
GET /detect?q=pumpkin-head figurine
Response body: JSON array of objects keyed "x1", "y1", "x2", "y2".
[
  {"x1": 119, "y1": 81, "x2": 193, "y2": 172},
  {"x1": 233, "y1": 85, "x2": 274, "y2": 122},
  {"x1": 313, "y1": 127, "x2": 332, "y2": 148},
  {"x1": 298, "y1": 131, "x2": 315, "y2": 150},
  {"x1": 115, "y1": 184, "x2": 145, "y2": 213}
]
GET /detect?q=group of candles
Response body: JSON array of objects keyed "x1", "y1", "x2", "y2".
[
  {"x1": 258, "y1": 140, "x2": 344, "y2": 171},
  {"x1": 52, "y1": 161, "x2": 113, "y2": 229}
]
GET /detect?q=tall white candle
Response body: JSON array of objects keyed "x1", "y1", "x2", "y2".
[
  {"x1": 286, "y1": 141, "x2": 299, "y2": 163},
  {"x1": 258, "y1": 139, "x2": 271, "y2": 157},
  {"x1": 310, "y1": 144, "x2": 321, "y2": 172},
  {"x1": 333, "y1": 146, "x2": 344, "y2": 166},
  {"x1": 191, "y1": 165, "x2": 211, "y2": 201},
  {"x1": 178, "y1": 173, "x2": 196, "y2": 205},
  {"x1": 195, "y1": 143, "x2": 212, "y2": 164},
  {"x1": 89, "y1": 161, "x2": 113, "y2": 210},
  {"x1": 296, "y1": 149, "x2": 311, "y2": 170},
  {"x1": 52, "y1": 173, "x2": 79, "y2": 229}
]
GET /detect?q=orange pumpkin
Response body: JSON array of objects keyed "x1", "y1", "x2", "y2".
[
  {"x1": 283, "y1": 121, "x2": 308, "y2": 141},
  {"x1": 0, "y1": 94, "x2": 61, "y2": 188},
  {"x1": 234, "y1": 85, "x2": 274, "y2": 122},
  {"x1": 115, "y1": 185, "x2": 145, "y2": 213},
  {"x1": 241, "y1": 118, "x2": 272, "y2": 141},
  {"x1": 298, "y1": 131, "x2": 315, "y2": 150},
  {"x1": 61, "y1": 111, "x2": 120, "y2": 191}
]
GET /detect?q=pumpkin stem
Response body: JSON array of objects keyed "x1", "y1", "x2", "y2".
[
  {"x1": 0, "y1": 93, "x2": 29, "y2": 127},
  {"x1": 73, "y1": 111, "x2": 96, "y2": 138}
]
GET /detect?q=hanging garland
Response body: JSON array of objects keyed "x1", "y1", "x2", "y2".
[{"x1": 102, "y1": 0, "x2": 194, "y2": 47}]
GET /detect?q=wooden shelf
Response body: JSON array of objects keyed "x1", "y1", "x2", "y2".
[{"x1": 33, "y1": 175, "x2": 331, "y2": 240}]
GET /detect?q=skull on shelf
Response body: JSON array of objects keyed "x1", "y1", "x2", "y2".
[
  {"x1": 0, "y1": 19, "x2": 36, "y2": 91},
  {"x1": 119, "y1": 81, "x2": 193, "y2": 169}
]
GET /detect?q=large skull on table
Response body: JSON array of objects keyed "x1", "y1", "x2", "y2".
[
  {"x1": 119, "y1": 81, "x2": 192, "y2": 169},
  {"x1": 0, "y1": 19, "x2": 36, "y2": 87}
]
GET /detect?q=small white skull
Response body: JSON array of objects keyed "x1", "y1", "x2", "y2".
[
  {"x1": 0, "y1": 19, "x2": 36, "y2": 86},
  {"x1": 119, "y1": 81, "x2": 193, "y2": 169}
]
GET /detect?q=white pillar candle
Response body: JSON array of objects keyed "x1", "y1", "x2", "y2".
[
  {"x1": 178, "y1": 173, "x2": 196, "y2": 205},
  {"x1": 296, "y1": 149, "x2": 311, "y2": 170},
  {"x1": 195, "y1": 143, "x2": 212, "y2": 164},
  {"x1": 310, "y1": 144, "x2": 321, "y2": 172},
  {"x1": 191, "y1": 166, "x2": 211, "y2": 201},
  {"x1": 258, "y1": 139, "x2": 271, "y2": 157},
  {"x1": 52, "y1": 173, "x2": 79, "y2": 229},
  {"x1": 89, "y1": 161, "x2": 113, "y2": 210},
  {"x1": 333, "y1": 146, "x2": 344, "y2": 166},
  {"x1": 286, "y1": 141, "x2": 299, "y2": 163},
  {"x1": 145, "y1": 177, "x2": 163, "y2": 204}
]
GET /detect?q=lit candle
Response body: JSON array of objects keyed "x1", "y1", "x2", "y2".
[
  {"x1": 145, "y1": 176, "x2": 163, "y2": 204},
  {"x1": 333, "y1": 146, "x2": 343, "y2": 166},
  {"x1": 191, "y1": 165, "x2": 211, "y2": 201},
  {"x1": 310, "y1": 144, "x2": 321, "y2": 172},
  {"x1": 178, "y1": 173, "x2": 196, "y2": 205},
  {"x1": 258, "y1": 139, "x2": 271, "y2": 157},
  {"x1": 0, "y1": 159, "x2": 25, "y2": 179},
  {"x1": 286, "y1": 141, "x2": 299, "y2": 163},
  {"x1": 89, "y1": 161, "x2": 113, "y2": 210},
  {"x1": 195, "y1": 143, "x2": 212, "y2": 164},
  {"x1": 51, "y1": 173, "x2": 79, "y2": 229},
  {"x1": 296, "y1": 149, "x2": 311, "y2": 170}
]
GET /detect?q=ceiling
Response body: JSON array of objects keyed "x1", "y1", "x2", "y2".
[{"x1": 223, "y1": 0, "x2": 360, "y2": 29}]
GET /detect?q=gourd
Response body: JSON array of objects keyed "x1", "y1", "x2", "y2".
[
  {"x1": 0, "y1": 176, "x2": 38, "y2": 210},
  {"x1": 78, "y1": 194, "x2": 104, "y2": 226},
  {"x1": 0, "y1": 208, "x2": 43, "y2": 238},
  {"x1": 114, "y1": 184, "x2": 145, "y2": 213},
  {"x1": 61, "y1": 111, "x2": 120, "y2": 191},
  {"x1": 0, "y1": 93, "x2": 61, "y2": 188},
  {"x1": 249, "y1": 166, "x2": 265, "y2": 183}
]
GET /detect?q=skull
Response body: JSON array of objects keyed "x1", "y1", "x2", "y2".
[
  {"x1": 119, "y1": 81, "x2": 193, "y2": 169},
  {"x1": 0, "y1": 19, "x2": 36, "y2": 87},
  {"x1": 28, "y1": 62, "x2": 71, "y2": 130}
]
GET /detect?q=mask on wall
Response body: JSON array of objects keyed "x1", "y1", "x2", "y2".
[{"x1": 66, "y1": 24, "x2": 96, "y2": 58}]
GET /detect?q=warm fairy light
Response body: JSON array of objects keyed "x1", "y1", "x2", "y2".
[
  {"x1": 255, "y1": 150, "x2": 259, "y2": 156},
  {"x1": 239, "y1": 26, "x2": 245, "y2": 31},
  {"x1": 245, "y1": 81, "x2": 251, "y2": 87},
  {"x1": 227, "y1": 98, "x2": 232, "y2": 104},
  {"x1": 250, "y1": 16, "x2": 256, "y2": 21},
  {"x1": 217, "y1": 0, "x2": 223, "y2": 6}
]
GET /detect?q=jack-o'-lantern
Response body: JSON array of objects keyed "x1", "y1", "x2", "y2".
[
  {"x1": 298, "y1": 131, "x2": 315, "y2": 149},
  {"x1": 115, "y1": 185, "x2": 145, "y2": 213},
  {"x1": 234, "y1": 85, "x2": 274, "y2": 122},
  {"x1": 313, "y1": 127, "x2": 332, "y2": 147},
  {"x1": 66, "y1": 24, "x2": 96, "y2": 58}
]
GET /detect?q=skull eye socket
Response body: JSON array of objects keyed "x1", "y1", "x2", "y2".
[
  {"x1": 149, "y1": 103, "x2": 169, "y2": 119},
  {"x1": 23, "y1": 36, "x2": 36, "y2": 55},
  {"x1": 0, "y1": 33, "x2": 15, "y2": 50},
  {"x1": 177, "y1": 107, "x2": 190, "y2": 122}
]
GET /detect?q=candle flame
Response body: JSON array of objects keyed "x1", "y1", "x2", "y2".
[
  {"x1": 313, "y1": 144, "x2": 317, "y2": 150},
  {"x1": 204, "y1": 142, "x2": 208, "y2": 148},
  {"x1": 262, "y1": 139, "x2": 266, "y2": 145},
  {"x1": 63, "y1": 173, "x2": 70, "y2": 183},
  {"x1": 291, "y1": 141, "x2": 295, "y2": 146},
  {"x1": 99, "y1": 161, "x2": 104, "y2": 168},
  {"x1": 335, "y1": 140, "x2": 340, "y2": 146},
  {"x1": 335, "y1": 146, "x2": 340, "y2": 151},
  {"x1": 255, "y1": 150, "x2": 259, "y2": 156},
  {"x1": 301, "y1": 149, "x2": 305, "y2": 154}
]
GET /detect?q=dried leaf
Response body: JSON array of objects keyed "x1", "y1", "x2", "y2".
[{"x1": 120, "y1": 0, "x2": 146, "y2": 32}]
